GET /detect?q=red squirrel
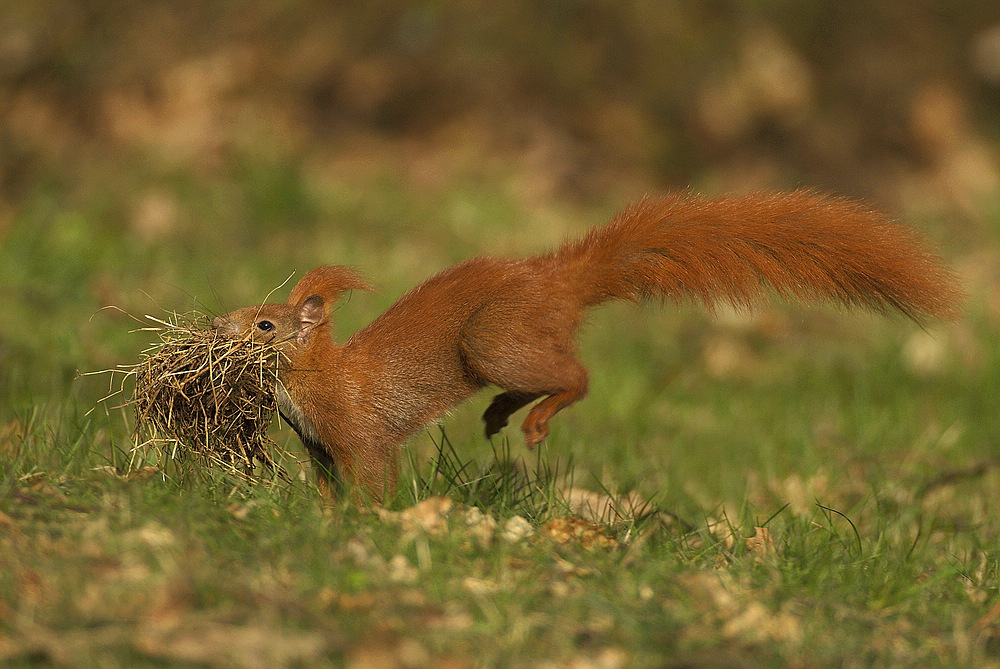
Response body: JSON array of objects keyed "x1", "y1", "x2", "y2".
[{"x1": 212, "y1": 191, "x2": 962, "y2": 500}]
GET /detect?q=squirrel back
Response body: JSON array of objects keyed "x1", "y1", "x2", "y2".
[{"x1": 213, "y1": 190, "x2": 962, "y2": 501}]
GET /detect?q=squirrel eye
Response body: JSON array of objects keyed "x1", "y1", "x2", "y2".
[{"x1": 257, "y1": 320, "x2": 275, "y2": 332}]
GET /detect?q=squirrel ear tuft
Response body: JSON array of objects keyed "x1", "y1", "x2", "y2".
[{"x1": 287, "y1": 266, "x2": 373, "y2": 309}]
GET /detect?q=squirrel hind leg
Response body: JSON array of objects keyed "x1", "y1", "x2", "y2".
[
  {"x1": 519, "y1": 364, "x2": 588, "y2": 448},
  {"x1": 483, "y1": 391, "x2": 540, "y2": 439},
  {"x1": 470, "y1": 352, "x2": 590, "y2": 448},
  {"x1": 460, "y1": 313, "x2": 589, "y2": 447}
]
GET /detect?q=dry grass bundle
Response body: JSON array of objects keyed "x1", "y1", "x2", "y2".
[{"x1": 125, "y1": 313, "x2": 290, "y2": 479}]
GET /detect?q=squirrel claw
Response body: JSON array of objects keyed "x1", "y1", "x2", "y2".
[
  {"x1": 482, "y1": 411, "x2": 509, "y2": 439},
  {"x1": 521, "y1": 420, "x2": 548, "y2": 450}
]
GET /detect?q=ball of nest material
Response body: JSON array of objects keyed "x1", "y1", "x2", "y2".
[{"x1": 128, "y1": 315, "x2": 288, "y2": 477}]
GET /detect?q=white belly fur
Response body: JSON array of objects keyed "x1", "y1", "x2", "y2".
[{"x1": 276, "y1": 383, "x2": 323, "y2": 445}]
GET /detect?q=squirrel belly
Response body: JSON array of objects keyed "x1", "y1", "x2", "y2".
[{"x1": 212, "y1": 190, "x2": 963, "y2": 501}]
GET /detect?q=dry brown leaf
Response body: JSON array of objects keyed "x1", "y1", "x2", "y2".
[
  {"x1": 0, "y1": 420, "x2": 24, "y2": 456},
  {"x1": 377, "y1": 496, "x2": 453, "y2": 535},
  {"x1": 543, "y1": 517, "x2": 618, "y2": 549},
  {"x1": 336, "y1": 591, "x2": 378, "y2": 611},
  {"x1": 137, "y1": 621, "x2": 329, "y2": 669},
  {"x1": 681, "y1": 572, "x2": 801, "y2": 646},
  {"x1": 554, "y1": 557, "x2": 596, "y2": 578},
  {"x1": 745, "y1": 526, "x2": 776, "y2": 562},
  {"x1": 346, "y1": 635, "x2": 431, "y2": 669},
  {"x1": 387, "y1": 555, "x2": 418, "y2": 584},
  {"x1": 502, "y1": 516, "x2": 535, "y2": 543},
  {"x1": 91, "y1": 465, "x2": 161, "y2": 481},
  {"x1": 975, "y1": 599, "x2": 1000, "y2": 631},
  {"x1": 461, "y1": 577, "x2": 501, "y2": 597},
  {"x1": 561, "y1": 487, "x2": 651, "y2": 525},
  {"x1": 460, "y1": 506, "x2": 498, "y2": 547},
  {"x1": 721, "y1": 601, "x2": 802, "y2": 645},
  {"x1": 564, "y1": 647, "x2": 629, "y2": 669}
]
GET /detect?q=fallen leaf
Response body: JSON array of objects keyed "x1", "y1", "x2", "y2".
[
  {"x1": 502, "y1": 516, "x2": 535, "y2": 543},
  {"x1": 722, "y1": 601, "x2": 802, "y2": 644},
  {"x1": 387, "y1": 555, "x2": 418, "y2": 584},
  {"x1": 0, "y1": 420, "x2": 25, "y2": 456},
  {"x1": 565, "y1": 647, "x2": 629, "y2": 669},
  {"x1": 460, "y1": 506, "x2": 497, "y2": 547},
  {"x1": 378, "y1": 497, "x2": 453, "y2": 535},
  {"x1": 543, "y1": 517, "x2": 618, "y2": 549},
  {"x1": 745, "y1": 526, "x2": 776, "y2": 562},
  {"x1": 461, "y1": 577, "x2": 501, "y2": 596},
  {"x1": 137, "y1": 621, "x2": 329, "y2": 669},
  {"x1": 562, "y1": 487, "x2": 651, "y2": 524},
  {"x1": 91, "y1": 466, "x2": 160, "y2": 481},
  {"x1": 975, "y1": 599, "x2": 1000, "y2": 631},
  {"x1": 346, "y1": 635, "x2": 431, "y2": 669}
]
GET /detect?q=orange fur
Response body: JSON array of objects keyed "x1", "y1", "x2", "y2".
[{"x1": 213, "y1": 191, "x2": 962, "y2": 501}]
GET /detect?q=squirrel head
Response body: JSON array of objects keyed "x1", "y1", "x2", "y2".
[{"x1": 211, "y1": 265, "x2": 372, "y2": 351}]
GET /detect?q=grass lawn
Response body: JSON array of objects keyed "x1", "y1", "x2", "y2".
[{"x1": 1, "y1": 166, "x2": 998, "y2": 668}]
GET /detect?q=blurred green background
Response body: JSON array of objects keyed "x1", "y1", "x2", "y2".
[
  {"x1": 2, "y1": 0, "x2": 999, "y2": 448},
  {"x1": 5, "y1": 6, "x2": 1000, "y2": 666}
]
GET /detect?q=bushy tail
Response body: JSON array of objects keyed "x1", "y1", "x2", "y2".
[{"x1": 558, "y1": 190, "x2": 962, "y2": 320}]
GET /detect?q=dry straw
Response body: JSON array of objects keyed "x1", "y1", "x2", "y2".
[{"x1": 113, "y1": 312, "x2": 291, "y2": 480}]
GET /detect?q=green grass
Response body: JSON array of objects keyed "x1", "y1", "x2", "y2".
[{"x1": 2, "y1": 163, "x2": 999, "y2": 667}]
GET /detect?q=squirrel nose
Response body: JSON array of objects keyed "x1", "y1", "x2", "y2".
[{"x1": 211, "y1": 316, "x2": 239, "y2": 336}]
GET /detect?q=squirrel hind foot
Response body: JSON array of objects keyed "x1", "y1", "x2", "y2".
[
  {"x1": 519, "y1": 383, "x2": 589, "y2": 449},
  {"x1": 482, "y1": 391, "x2": 539, "y2": 438},
  {"x1": 521, "y1": 418, "x2": 548, "y2": 449}
]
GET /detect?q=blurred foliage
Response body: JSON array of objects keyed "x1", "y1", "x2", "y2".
[{"x1": 2, "y1": 0, "x2": 1000, "y2": 209}]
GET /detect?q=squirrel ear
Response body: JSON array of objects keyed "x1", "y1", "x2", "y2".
[
  {"x1": 296, "y1": 295, "x2": 326, "y2": 343},
  {"x1": 287, "y1": 266, "x2": 372, "y2": 309}
]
